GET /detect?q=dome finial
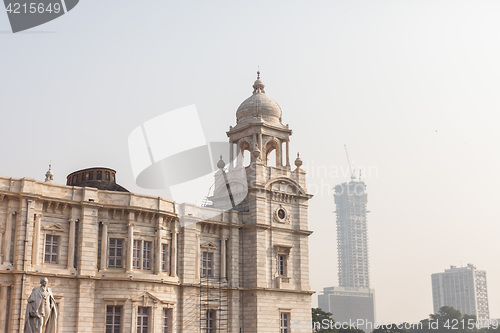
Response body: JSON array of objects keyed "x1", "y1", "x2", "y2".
[
  {"x1": 295, "y1": 153, "x2": 303, "y2": 169},
  {"x1": 253, "y1": 69, "x2": 265, "y2": 94},
  {"x1": 45, "y1": 163, "x2": 54, "y2": 183}
]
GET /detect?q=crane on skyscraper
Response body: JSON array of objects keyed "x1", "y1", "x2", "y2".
[{"x1": 344, "y1": 144, "x2": 356, "y2": 181}]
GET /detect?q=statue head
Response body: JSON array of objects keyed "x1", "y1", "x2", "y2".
[{"x1": 40, "y1": 277, "x2": 48, "y2": 288}]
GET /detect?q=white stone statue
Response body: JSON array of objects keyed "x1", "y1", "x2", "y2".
[{"x1": 24, "y1": 277, "x2": 57, "y2": 333}]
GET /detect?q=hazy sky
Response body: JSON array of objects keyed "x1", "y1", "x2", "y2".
[{"x1": 1, "y1": 0, "x2": 499, "y2": 324}]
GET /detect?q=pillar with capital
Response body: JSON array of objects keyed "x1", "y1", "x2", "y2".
[
  {"x1": 3, "y1": 209, "x2": 15, "y2": 265},
  {"x1": 0, "y1": 284, "x2": 8, "y2": 330},
  {"x1": 100, "y1": 221, "x2": 108, "y2": 271},
  {"x1": 32, "y1": 214, "x2": 42, "y2": 266},
  {"x1": 220, "y1": 235, "x2": 227, "y2": 280},
  {"x1": 126, "y1": 213, "x2": 134, "y2": 273},
  {"x1": 170, "y1": 230, "x2": 178, "y2": 277},
  {"x1": 154, "y1": 216, "x2": 162, "y2": 274}
]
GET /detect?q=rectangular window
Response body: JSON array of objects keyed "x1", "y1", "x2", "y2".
[
  {"x1": 137, "y1": 307, "x2": 150, "y2": 333},
  {"x1": 106, "y1": 305, "x2": 122, "y2": 333},
  {"x1": 97, "y1": 170, "x2": 102, "y2": 180},
  {"x1": 105, "y1": 171, "x2": 110, "y2": 180},
  {"x1": 163, "y1": 308, "x2": 171, "y2": 333},
  {"x1": 207, "y1": 309, "x2": 215, "y2": 333},
  {"x1": 89, "y1": 171, "x2": 94, "y2": 180},
  {"x1": 162, "y1": 244, "x2": 168, "y2": 273},
  {"x1": 133, "y1": 240, "x2": 141, "y2": 269},
  {"x1": 280, "y1": 312, "x2": 290, "y2": 333},
  {"x1": 202, "y1": 252, "x2": 214, "y2": 277},
  {"x1": 278, "y1": 254, "x2": 287, "y2": 276},
  {"x1": 143, "y1": 241, "x2": 152, "y2": 270},
  {"x1": 74, "y1": 220, "x2": 79, "y2": 269},
  {"x1": 108, "y1": 238, "x2": 124, "y2": 268},
  {"x1": 44, "y1": 234, "x2": 59, "y2": 264}
]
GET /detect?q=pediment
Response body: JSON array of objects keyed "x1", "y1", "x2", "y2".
[
  {"x1": 42, "y1": 223, "x2": 65, "y2": 232},
  {"x1": 200, "y1": 241, "x2": 218, "y2": 251},
  {"x1": 266, "y1": 178, "x2": 306, "y2": 196},
  {"x1": 130, "y1": 292, "x2": 162, "y2": 304}
]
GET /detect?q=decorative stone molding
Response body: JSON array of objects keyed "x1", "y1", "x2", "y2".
[
  {"x1": 274, "y1": 206, "x2": 290, "y2": 224},
  {"x1": 42, "y1": 223, "x2": 65, "y2": 233},
  {"x1": 200, "y1": 241, "x2": 218, "y2": 251},
  {"x1": 274, "y1": 244, "x2": 292, "y2": 255}
]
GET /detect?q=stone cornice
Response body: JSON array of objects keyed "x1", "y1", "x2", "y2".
[
  {"x1": 227, "y1": 121, "x2": 292, "y2": 136},
  {"x1": 243, "y1": 223, "x2": 313, "y2": 236}
]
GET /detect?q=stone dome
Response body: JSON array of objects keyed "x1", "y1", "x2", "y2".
[
  {"x1": 66, "y1": 167, "x2": 129, "y2": 192},
  {"x1": 236, "y1": 72, "x2": 282, "y2": 125}
]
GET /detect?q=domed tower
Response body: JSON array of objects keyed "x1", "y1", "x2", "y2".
[
  {"x1": 218, "y1": 72, "x2": 313, "y2": 332},
  {"x1": 229, "y1": 71, "x2": 292, "y2": 168}
]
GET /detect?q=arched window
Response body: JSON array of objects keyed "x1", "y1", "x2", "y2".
[
  {"x1": 239, "y1": 141, "x2": 251, "y2": 167},
  {"x1": 243, "y1": 150, "x2": 251, "y2": 167},
  {"x1": 267, "y1": 149, "x2": 277, "y2": 167},
  {"x1": 265, "y1": 140, "x2": 279, "y2": 167}
]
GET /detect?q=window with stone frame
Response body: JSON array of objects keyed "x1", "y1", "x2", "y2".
[
  {"x1": 133, "y1": 240, "x2": 141, "y2": 269},
  {"x1": 202, "y1": 251, "x2": 214, "y2": 277},
  {"x1": 206, "y1": 309, "x2": 216, "y2": 333},
  {"x1": 280, "y1": 312, "x2": 290, "y2": 333},
  {"x1": 108, "y1": 238, "x2": 124, "y2": 268},
  {"x1": 275, "y1": 245, "x2": 292, "y2": 278},
  {"x1": 137, "y1": 306, "x2": 150, "y2": 333},
  {"x1": 105, "y1": 305, "x2": 122, "y2": 333},
  {"x1": 44, "y1": 234, "x2": 59, "y2": 264},
  {"x1": 142, "y1": 241, "x2": 152, "y2": 270},
  {"x1": 163, "y1": 308, "x2": 172, "y2": 333},
  {"x1": 162, "y1": 244, "x2": 168, "y2": 273},
  {"x1": 278, "y1": 254, "x2": 287, "y2": 277},
  {"x1": 133, "y1": 239, "x2": 153, "y2": 270}
]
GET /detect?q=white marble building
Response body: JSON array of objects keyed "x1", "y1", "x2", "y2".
[{"x1": 0, "y1": 73, "x2": 313, "y2": 332}]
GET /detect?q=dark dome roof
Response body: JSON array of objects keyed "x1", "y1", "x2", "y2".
[{"x1": 66, "y1": 167, "x2": 129, "y2": 192}]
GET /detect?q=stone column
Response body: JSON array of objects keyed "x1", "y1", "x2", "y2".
[
  {"x1": 229, "y1": 140, "x2": 234, "y2": 166},
  {"x1": 195, "y1": 233, "x2": 200, "y2": 279},
  {"x1": 277, "y1": 139, "x2": 282, "y2": 167},
  {"x1": 170, "y1": 230, "x2": 177, "y2": 277},
  {"x1": 0, "y1": 285, "x2": 7, "y2": 329},
  {"x1": 236, "y1": 142, "x2": 242, "y2": 167},
  {"x1": 258, "y1": 133, "x2": 263, "y2": 153},
  {"x1": 221, "y1": 236, "x2": 227, "y2": 280},
  {"x1": 32, "y1": 214, "x2": 42, "y2": 266},
  {"x1": 67, "y1": 219, "x2": 75, "y2": 269},
  {"x1": 286, "y1": 140, "x2": 290, "y2": 168},
  {"x1": 0, "y1": 226, "x2": 4, "y2": 264},
  {"x1": 24, "y1": 200, "x2": 35, "y2": 267},
  {"x1": 3, "y1": 210, "x2": 13, "y2": 264},
  {"x1": 100, "y1": 221, "x2": 108, "y2": 271},
  {"x1": 155, "y1": 216, "x2": 162, "y2": 274},
  {"x1": 127, "y1": 220, "x2": 134, "y2": 273}
]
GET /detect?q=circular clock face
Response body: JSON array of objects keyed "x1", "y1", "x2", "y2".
[{"x1": 277, "y1": 208, "x2": 286, "y2": 220}]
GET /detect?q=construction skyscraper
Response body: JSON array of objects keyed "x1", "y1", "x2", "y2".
[{"x1": 318, "y1": 179, "x2": 375, "y2": 330}]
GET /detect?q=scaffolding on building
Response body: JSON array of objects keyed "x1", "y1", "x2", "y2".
[{"x1": 199, "y1": 276, "x2": 229, "y2": 332}]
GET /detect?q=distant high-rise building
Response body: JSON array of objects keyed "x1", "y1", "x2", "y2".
[
  {"x1": 335, "y1": 181, "x2": 370, "y2": 288},
  {"x1": 319, "y1": 180, "x2": 375, "y2": 330},
  {"x1": 432, "y1": 264, "x2": 490, "y2": 322}
]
